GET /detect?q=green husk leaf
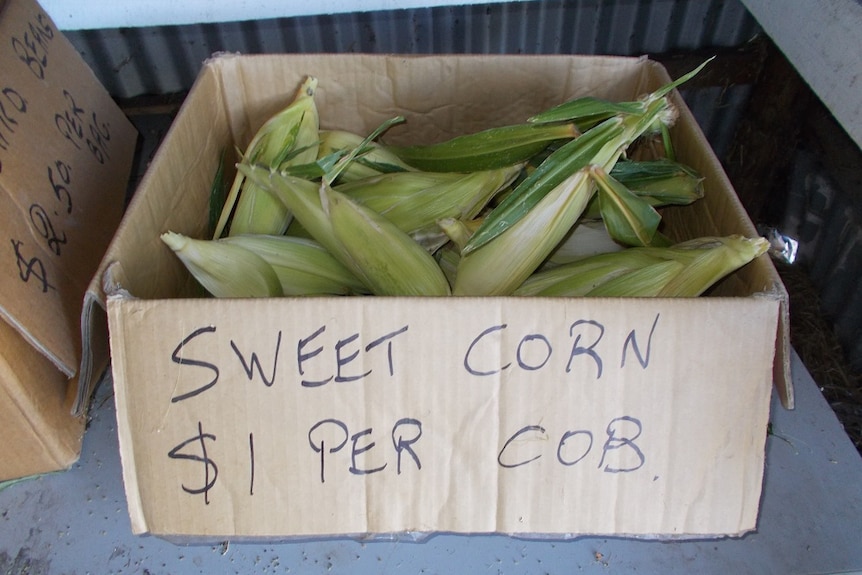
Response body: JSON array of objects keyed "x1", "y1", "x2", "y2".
[
  {"x1": 222, "y1": 234, "x2": 369, "y2": 296},
  {"x1": 528, "y1": 96, "x2": 645, "y2": 127},
  {"x1": 453, "y1": 168, "x2": 597, "y2": 295},
  {"x1": 208, "y1": 149, "x2": 228, "y2": 238},
  {"x1": 586, "y1": 259, "x2": 685, "y2": 297},
  {"x1": 650, "y1": 56, "x2": 714, "y2": 101},
  {"x1": 463, "y1": 118, "x2": 625, "y2": 255},
  {"x1": 656, "y1": 235, "x2": 769, "y2": 297},
  {"x1": 325, "y1": 116, "x2": 406, "y2": 185},
  {"x1": 386, "y1": 122, "x2": 579, "y2": 172},
  {"x1": 515, "y1": 249, "x2": 663, "y2": 296},
  {"x1": 323, "y1": 183, "x2": 452, "y2": 296},
  {"x1": 591, "y1": 164, "x2": 662, "y2": 247},
  {"x1": 337, "y1": 165, "x2": 521, "y2": 236}
]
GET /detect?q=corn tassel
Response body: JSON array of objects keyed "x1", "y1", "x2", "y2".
[{"x1": 161, "y1": 231, "x2": 282, "y2": 298}]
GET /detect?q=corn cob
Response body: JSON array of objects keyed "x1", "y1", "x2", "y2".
[
  {"x1": 239, "y1": 163, "x2": 451, "y2": 296},
  {"x1": 238, "y1": 165, "x2": 343, "y2": 257},
  {"x1": 462, "y1": 117, "x2": 625, "y2": 257},
  {"x1": 656, "y1": 235, "x2": 769, "y2": 297},
  {"x1": 453, "y1": 108, "x2": 666, "y2": 295},
  {"x1": 585, "y1": 260, "x2": 685, "y2": 297},
  {"x1": 609, "y1": 158, "x2": 704, "y2": 204},
  {"x1": 514, "y1": 235, "x2": 767, "y2": 297},
  {"x1": 214, "y1": 76, "x2": 320, "y2": 238},
  {"x1": 335, "y1": 165, "x2": 522, "y2": 238},
  {"x1": 453, "y1": 165, "x2": 599, "y2": 296},
  {"x1": 514, "y1": 249, "x2": 663, "y2": 296},
  {"x1": 452, "y1": 61, "x2": 710, "y2": 296},
  {"x1": 161, "y1": 231, "x2": 282, "y2": 298},
  {"x1": 385, "y1": 122, "x2": 579, "y2": 172},
  {"x1": 222, "y1": 234, "x2": 369, "y2": 296},
  {"x1": 324, "y1": 183, "x2": 452, "y2": 296}
]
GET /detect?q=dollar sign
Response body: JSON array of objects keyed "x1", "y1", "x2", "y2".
[
  {"x1": 10, "y1": 239, "x2": 55, "y2": 292},
  {"x1": 168, "y1": 421, "x2": 218, "y2": 504}
]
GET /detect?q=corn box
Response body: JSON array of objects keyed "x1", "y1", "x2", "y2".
[{"x1": 97, "y1": 53, "x2": 791, "y2": 540}]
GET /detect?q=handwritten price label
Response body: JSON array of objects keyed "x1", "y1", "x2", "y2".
[
  {"x1": 55, "y1": 90, "x2": 112, "y2": 164},
  {"x1": 161, "y1": 315, "x2": 655, "y2": 506},
  {"x1": 10, "y1": 238, "x2": 55, "y2": 293},
  {"x1": 0, "y1": 0, "x2": 136, "y2": 380}
]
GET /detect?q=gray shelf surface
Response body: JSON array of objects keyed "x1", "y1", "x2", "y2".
[{"x1": 1, "y1": 349, "x2": 861, "y2": 574}]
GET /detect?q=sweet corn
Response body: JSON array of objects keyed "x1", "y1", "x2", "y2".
[
  {"x1": 514, "y1": 249, "x2": 663, "y2": 296},
  {"x1": 323, "y1": 182, "x2": 452, "y2": 296},
  {"x1": 453, "y1": 61, "x2": 710, "y2": 295},
  {"x1": 214, "y1": 76, "x2": 320, "y2": 238},
  {"x1": 335, "y1": 165, "x2": 522, "y2": 238},
  {"x1": 514, "y1": 235, "x2": 768, "y2": 298},
  {"x1": 656, "y1": 235, "x2": 769, "y2": 297},
  {"x1": 582, "y1": 158, "x2": 704, "y2": 220},
  {"x1": 222, "y1": 234, "x2": 368, "y2": 296},
  {"x1": 239, "y1": 163, "x2": 451, "y2": 296},
  {"x1": 161, "y1": 231, "x2": 282, "y2": 298}
]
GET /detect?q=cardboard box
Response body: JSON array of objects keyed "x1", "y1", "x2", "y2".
[
  {"x1": 100, "y1": 53, "x2": 791, "y2": 540},
  {"x1": 0, "y1": 0, "x2": 136, "y2": 481}
]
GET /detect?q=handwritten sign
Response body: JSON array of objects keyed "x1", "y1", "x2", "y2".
[
  {"x1": 108, "y1": 296, "x2": 778, "y2": 538},
  {"x1": 0, "y1": 0, "x2": 136, "y2": 376}
]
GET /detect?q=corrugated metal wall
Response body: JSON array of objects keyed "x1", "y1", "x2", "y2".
[
  {"x1": 67, "y1": 0, "x2": 759, "y2": 97},
  {"x1": 781, "y1": 145, "x2": 862, "y2": 372},
  {"x1": 61, "y1": 0, "x2": 862, "y2": 372},
  {"x1": 64, "y1": 0, "x2": 758, "y2": 158}
]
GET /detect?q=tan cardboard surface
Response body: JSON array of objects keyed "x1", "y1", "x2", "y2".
[
  {"x1": 109, "y1": 295, "x2": 778, "y2": 538},
  {"x1": 0, "y1": 0, "x2": 136, "y2": 479},
  {"x1": 0, "y1": 0, "x2": 136, "y2": 378},
  {"x1": 0, "y1": 303, "x2": 84, "y2": 481},
  {"x1": 101, "y1": 53, "x2": 790, "y2": 538}
]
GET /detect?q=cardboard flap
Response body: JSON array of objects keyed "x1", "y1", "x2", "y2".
[
  {"x1": 108, "y1": 295, "x2": 778, "y2": 538},
  {"x1": 0, "y1": 0, "x2": 136, "y2": 381},
  {"x1": 0, "y1": 306, "x2": 85, "y2": 480}
]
